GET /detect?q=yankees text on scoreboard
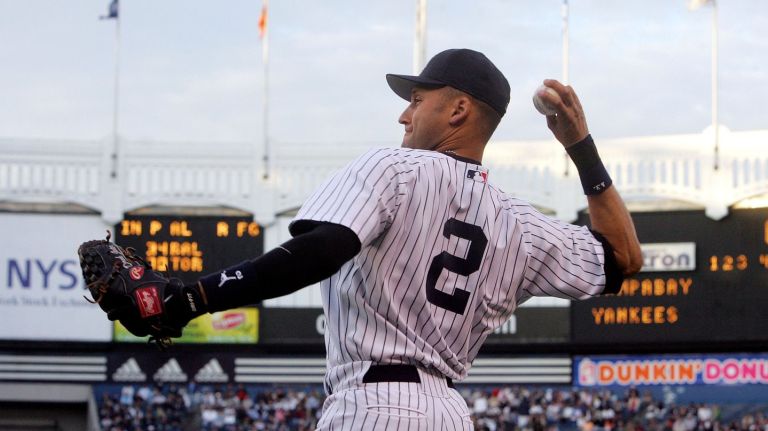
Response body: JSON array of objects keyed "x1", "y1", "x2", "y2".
[{"x1": 572, "y1": 208, "x2": 768, "y2": 346}]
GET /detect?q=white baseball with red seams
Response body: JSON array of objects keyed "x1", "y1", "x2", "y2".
[{"x1": 532, "y1": 84, "x2": 560, "y2": 116}]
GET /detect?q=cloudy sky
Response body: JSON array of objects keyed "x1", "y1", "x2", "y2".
[{"x1": 1, "y1": 0, "x2": 766, "y2": 147}]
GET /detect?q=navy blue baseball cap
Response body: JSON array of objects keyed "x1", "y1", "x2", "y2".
[{"x1": 386, "y1": 48, "x2": 511, "y2": 116}]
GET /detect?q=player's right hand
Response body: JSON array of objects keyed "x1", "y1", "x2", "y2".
[{"x1": 540, "y1": 79, "x2": 589, "y2": 148}]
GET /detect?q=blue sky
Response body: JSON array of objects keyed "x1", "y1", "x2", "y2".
[{"x1": 1, "y1": 0, "x2": 766, "y2": 145}]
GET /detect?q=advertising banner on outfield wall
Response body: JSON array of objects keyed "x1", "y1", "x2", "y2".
[
  {"x1": 115, "y1": 308, "x2": 258, "y2": 344},
  {"x1": 0, "y1": 213, "x2": 112, "y2": 341},
  {"x1": 574, "y1": 354, "x2": 768, "y2": 387},
  {"x1": 259, "y1": 307, "x2": 325, "y2": 344},
  {"x1": 258, "y1": 307, "x2": 570, "y2": 346},
  {"x1": 107, "y1": 353, "x2": 236, "y2": 383}
]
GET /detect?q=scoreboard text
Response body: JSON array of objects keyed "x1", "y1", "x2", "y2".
[
  {"x1": 115, "y1": 215, "x2": 264, "y2": 285},
  {"x1": 572, "y1": 208, "x2": 768, "y2": 346}
]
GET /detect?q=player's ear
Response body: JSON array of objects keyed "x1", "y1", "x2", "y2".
[{"x1": 448, "y1": 96, "x2": 470, "y2": 126}]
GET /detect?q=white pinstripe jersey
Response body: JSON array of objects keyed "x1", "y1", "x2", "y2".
[{"x1": 292, "y1": 148, "x2": 609, "y2": 393}]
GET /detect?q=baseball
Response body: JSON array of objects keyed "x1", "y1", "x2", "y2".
[{"x1": 532, "y1": 85, "x2": 560, "y2": 116}]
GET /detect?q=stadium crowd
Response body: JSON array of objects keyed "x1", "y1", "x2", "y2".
[{"x1": 96, "y1": 383, "x2": 768, "y2": 431}]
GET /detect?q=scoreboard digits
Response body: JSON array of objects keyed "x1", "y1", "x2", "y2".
[{"x1": 708, "y1": 254, "x2": 747, "y2": 272}]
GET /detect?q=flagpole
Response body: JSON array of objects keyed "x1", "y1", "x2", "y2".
[
  {"x1": 111, "y1": 11, "x2": 121, "y2": 179},
  {"x1": 261, "y1": 0, "x2": 270, "y2": 180},
  {"x1": 711, "y1": 0, "x2": 719, "y2": 170},
  {"x1": 562, "y1": 0, "x2": 570, "y2": 176},
  {"x1": 413, "y1": 0, "x2": 427, "y2": 74},
  {"x1": 688, "y1": 0, "x2": 719, "y2": 170},
  {"x1": 562, "y1": 0, "x2": 569, "y2": 85}
]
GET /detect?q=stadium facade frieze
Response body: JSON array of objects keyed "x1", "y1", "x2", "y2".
[{"x1": 1, "y1": 129, "x2": 768, "y2": 224}]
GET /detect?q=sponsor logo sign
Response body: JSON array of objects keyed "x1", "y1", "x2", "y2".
[
  {"x1": 112, "y1": 357, "x2": 146, "y2": 382},
  {"x1": 128, "y1": 266, "x2": 144, "y2": 280},
  {"x1": 0, "y1": 213, "x2": 113, "y2": 341},
  {"x1": 153, "y1": 358, "x2": 187, "y2": 382},
  {"x1": 575, "y1": 354, "x2": 768, "y2": 387},
  {"x1": 134, "y1": 287, "x2": 162, "y2": 317},
  {"x1": 467, "y1": 169, "x2": 488, "y2": 183},
  {"x1": 109, "y1": 245, "x2": 133, "y2": 269},
  {"x1": 212, "y1": 312, "x2": 246, "y2": 330},
  {"x1": 195, "y1": 359, "x2": 229, "y2": 382},
  {"x1": 114, "y1": 308, "x2": 258, "y2": 343},
  {"x1": 640, "y1": 242, "x2": 696, "y2": 272},
  {"x1": 259, "y1": 307, "x2": 569, "y2": 345},
  {"x1": 107, "y1": 354, "x2": 235, "y2": 384}
]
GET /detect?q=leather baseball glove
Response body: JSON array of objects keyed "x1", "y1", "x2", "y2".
[{"x1": 78, "y1": 231, "x2": 205, "y2": 348}]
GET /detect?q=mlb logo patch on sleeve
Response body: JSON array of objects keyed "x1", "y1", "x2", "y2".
[{"x1": 467, "y1": 168, "x2": 488, "y2": 183}]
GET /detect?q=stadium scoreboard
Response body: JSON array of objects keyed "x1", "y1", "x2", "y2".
[
  {"x1": 115, "y1": 215, "x2": 263, "y2": 285},
  {"x1": 572, "y1": 208, "x2": 768, "y2": 346}
]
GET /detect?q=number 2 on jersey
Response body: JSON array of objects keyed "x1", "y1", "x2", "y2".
[{"x1": 425, "y1": 218, "x2": 488, "y2": 314}]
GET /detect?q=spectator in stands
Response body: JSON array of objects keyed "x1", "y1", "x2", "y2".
[{"x1": 95, "y1": 383, "x2": 768, "y2": 431}]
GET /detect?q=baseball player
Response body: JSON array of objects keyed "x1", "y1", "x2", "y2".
[{"x1": 103, "y1": 48, "x2": 642, "y2": 430}]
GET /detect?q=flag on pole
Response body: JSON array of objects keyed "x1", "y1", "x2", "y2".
[
  {"x1": 100, "y1": 0, "x2": 118, "y2": 20},
  {"x1": 687, "y1": 0, "x2": 714, "y2": 11},
  {"x1": 99, "y1": 0, "x2": 120, "y2": 19},
  {"x1": 258, "y1": 3, "x2": 268, "y2": 39}
]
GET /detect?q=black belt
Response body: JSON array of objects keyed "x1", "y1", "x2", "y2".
[{"x1": 362, "y1": 364, "x2": 455, "y2": 389}]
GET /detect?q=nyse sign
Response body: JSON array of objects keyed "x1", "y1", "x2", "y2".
[{"x1": 0, "y1": 213, "x2": 113, "y2": 341}]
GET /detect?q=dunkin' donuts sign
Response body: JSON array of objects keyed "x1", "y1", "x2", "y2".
[{"x1": 575, "y1": 354, "x2": 768, "y2": 387}]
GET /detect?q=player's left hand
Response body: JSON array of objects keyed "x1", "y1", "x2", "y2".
[
  {"x1": 78, "y1": 232, "x2": 207, "y2": 348},
  {"x1": 540, "y1": 79, "x2": 589, "y2": 148}
]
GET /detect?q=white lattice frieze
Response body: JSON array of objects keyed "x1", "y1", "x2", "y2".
[{"x1": 1, "y1": 128, "x2": 767, "y2": 223}]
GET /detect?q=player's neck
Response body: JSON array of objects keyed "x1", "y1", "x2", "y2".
[
  {"x1": 431, "y1": 127, "x2": 486, "y2": 164},
  {"x1": 440, "y1": 149, "x2": 482, "y2": 165},
  {"x1": 433, "y1": 141, "x2": 484, "y2": 165}
]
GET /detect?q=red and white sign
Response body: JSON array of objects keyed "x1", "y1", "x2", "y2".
[
  {"x1": 135, "y1": 287, "x2": 163, "y2": 318},
  {"x1": 129, "y1": 266, "x2": 144, "y2": 280},
  {"x1": 576, "y1": 355, "x2": 768, "y2": 386},
  {"x1": 212, "y1": 312, "x2": 246, "y2": 330}
]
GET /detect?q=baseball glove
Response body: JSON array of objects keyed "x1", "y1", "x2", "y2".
[{"x1": 78, "y1": 231, "x2": 189, "y2": 348}]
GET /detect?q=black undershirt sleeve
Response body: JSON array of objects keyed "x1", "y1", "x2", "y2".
[
  {"x1": 196, "y1": 222, "x2": 361, "y2": 313},
  {"x1": 589, "y1": 229, "x2": 624, "y2": 295}
]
